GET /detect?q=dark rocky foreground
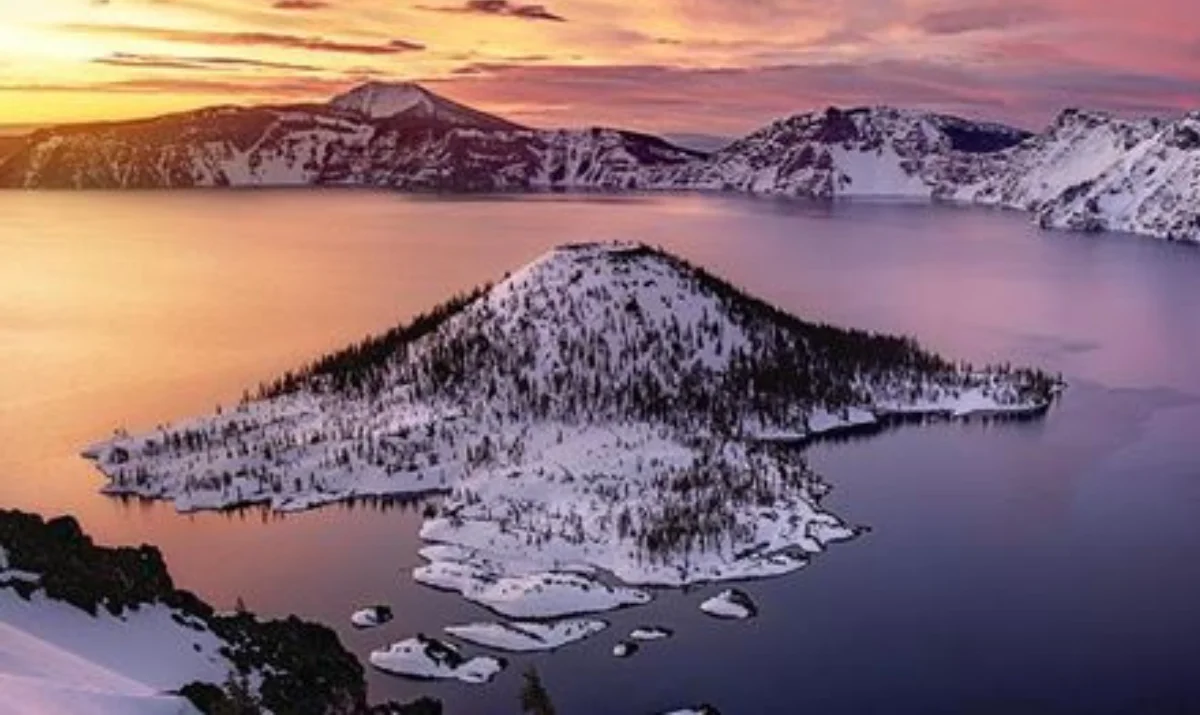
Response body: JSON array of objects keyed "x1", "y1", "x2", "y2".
[{"x1": 0, "y1": 508, "x2": 441, "y2": 715}]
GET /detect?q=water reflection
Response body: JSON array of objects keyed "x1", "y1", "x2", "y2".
[{"x1": 2, "y1": 192, "x2": 1200, "y2": 713}]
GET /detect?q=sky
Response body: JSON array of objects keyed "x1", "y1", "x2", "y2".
[{"x1": 1, "y1": 0, "x2": 1199, "y2": 134}]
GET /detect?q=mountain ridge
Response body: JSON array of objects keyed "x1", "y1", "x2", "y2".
[{"x1": 3, "y1": 82, "x2": 1198, "y2": 242}]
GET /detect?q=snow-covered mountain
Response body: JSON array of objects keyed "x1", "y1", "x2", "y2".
[
  {"x1": 0, "y1": 83, "x2": 700, "y2": 189},
  {"x1": 957, "y1": 109, "x2": 1200, "y2": 240},
  {"x1": 0, "y1": 509, "x2": 436, "y2": 715},
  {"x1": 4, "y1": 84, "x2": 1197, "y2": 240},
  {"x1": 85, "y1": 242, "x2": 1055, "y2": 615},
  {"x1": 329, "y1": 81, "x2": 522, "y2": 131},
  {"x1": 654, "y1": 106, "x2": 1028, "y2": 197}
]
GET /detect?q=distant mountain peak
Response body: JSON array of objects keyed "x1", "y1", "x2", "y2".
[
  {"x1": 328, "y1": 80, "x2": 523, "y2": 131},
  {"x1": 329, "y1": 81, "x2": 433, "y2": 119}
]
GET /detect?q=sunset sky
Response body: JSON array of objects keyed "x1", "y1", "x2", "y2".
[{"x1": 1, "y1": 0, "x2": 1198, "y2": 134}]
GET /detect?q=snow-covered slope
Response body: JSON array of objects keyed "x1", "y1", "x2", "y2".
[
  {"x1": 655, "y1": 106, "x2": 1027, "y2": 198},
  {"x1": 0, "y1": 596, "x2": 212, "y2": 715},
  {"x1": 6, "y1": 86, "x2": 1200, "y2": 242},
  {"x1": 0, "y1": 513, "x2": 226, "y2": 714},
  {"x1": 85, "y1": 242, "x2": 1056, "y2": 614},
  {"x1": 0, "y1": 509, "x2": 430, "y2": 715},
  {"x1": 329, "y1": 81, "x2": 523, "y2": 131},
  {"x1": 959, "y1": 109, "x2": 1200, "y2": 240},
  {"x1": 0, "y1": 84, "x2": 699, "y2": 190}
]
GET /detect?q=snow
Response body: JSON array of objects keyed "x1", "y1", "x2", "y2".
[
  {"x1": 952, "y1": 109, "x2": 1200, "y2": 241},
  {"x1": 368, "y1": 635, "x2": 504, "y2": 683},
  {"x1": 330, "y1": 82, "x2": 430, "y2": 119},
  {"x1": 0, "y1": 590, "x2": 226, "y2": 715},
  {"x1": 0, "y1": 591, "x2": 227, "y2": 692},
  {"x1": 878, "y1": 384, "x2": 1048, "y2": 417},
  {"x1": 414, "y1": 559, "x2": 650, "y2": 619},
  {"x1": 85, "y1": 242, "x2": 1054, "y2": 620},
  {"x1": 0, "y1": 621, "x2": 200, "y2": 714},
  {"x1": 350, "y1": 605, "x2": 393, "y2": 629},
  {"x1": 832, "y1": 145, "x2": 932, "y2": 198},
  {"x1": 0, "y1": 672, "x2": 198, "y2": 715},
  {"x1": 629, "y1": 626, "x2": 673, "y2": 641},
  {"x1": 11, "y1": 85, "x2": 1200, "y2": 242},
  {"x1": 444, "y1": 619, "x2": 607, "y2": 652},
  {"x1": 699, "y1": 589, "x2": 757, "y2": 620},
  {"x1": 611, "y1": 641, "x2": 638, "y2": 658},
  {"x1": 412, "y1": 423, "x2": 841, "y2": 591}
]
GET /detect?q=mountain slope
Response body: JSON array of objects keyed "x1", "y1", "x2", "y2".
[
  {"x1": 0, "y1": 83, "x2": 700, "y2": 190},
  {"x1": 85, "y1": 243, "x2": 1055, "y2": 603},
  {"x1": 959, "y1": 109, "x2": 1200, "y2": 240},
  {"x1": 7, "y1": 85, "x2": 1200, "y2": 242},
  {"x1": 329, "y1": 81, "x2": 522, "y2": 131},
  {"x1": 0, "y1": 510, "x2": 439, "y2": 715},
  {"x1": 655, "y1": 106, "x2": 1029, "y2": 198},
  {"x1": 0, "y1": 135, "x2": 25, "y2": 166}
]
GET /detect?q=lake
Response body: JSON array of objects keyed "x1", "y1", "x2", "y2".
[{"x1": 2, "y1": 191, "x2": 1200, "y2": 714}]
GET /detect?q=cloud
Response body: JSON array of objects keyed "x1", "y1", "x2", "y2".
[
  {"x1": 0, "y1": 76, "x2": 354, "y2": 99},
  {"x1": 6, "y1": 55, "x2": 1200, "y2": 135},
  {"x1": 93, "y1": 52, "x2": 323, "y2": 72},
  {"x1": 423, "y1": 0, "x2": 566, "y2": 22},
  {"x1": 426, "y1": 59, "x2": 1200, "y2": 133},
  {"x1": 272, "y1": 0, "x2": 329, "y2": 9},
  {"x1": 60, "y1": 24, "x2": 425, "y2": 55},
  {"x1": 915, "y1": 1, "x2": 1057, "y2": 35}
]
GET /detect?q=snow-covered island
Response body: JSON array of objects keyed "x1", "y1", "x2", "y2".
[
  {"x1": 369, "y1": 635, "x2": 504, "y2": 683},
  {"x1": 86, "y1": 242, "x2": 1058, "y2": 621},
  {"x1": 699, "y1": 589, "x2": 758, "y2": 620},
  {"x1": 350, "y1": 605, "x2": 394, "y2": 629},
  {"x1": 629, "y1": 626, "x2": 673, "y2": 641}
]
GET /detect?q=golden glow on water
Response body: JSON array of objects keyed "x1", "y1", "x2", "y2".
[
  {"x1": 0, "y1": 193, "x2": 546, "y2": 539},
  {"x1": 2, "y1": 192, "x2": 794, "y2": 560}
]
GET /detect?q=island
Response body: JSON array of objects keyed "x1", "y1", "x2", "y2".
[{"x1": 84, "y1": 242, "x2": 1057, "y2": 629}]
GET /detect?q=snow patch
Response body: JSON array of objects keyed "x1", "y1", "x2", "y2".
[
  {"x1": 369, "y1": 635, "x2": 504, "y2": 683},
  {"x1": 350, "y1": 605, "x2": 393, "y2": 629},
  {"x1": 414, "y1": 559, "x2": 650, "y2": 619},
  {"x1": 629, "y1": 626, "x2": 673, "y2": 641},
  {"x1": 444, "y1": 619, "x2": 606, "y2": 652},
  {"x1": 699, "y1": 589, "x2": 757, "y2": 620}
]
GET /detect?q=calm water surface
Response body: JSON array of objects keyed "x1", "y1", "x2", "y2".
[{"x1": 2, "y1": 192, "x2": 1200, "y2": 714}]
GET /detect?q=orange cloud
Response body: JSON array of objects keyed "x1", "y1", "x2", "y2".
[
  {"x1": 422, "y1": 0, "x2": 567, "y2": 22},
  {"x1": 60, "y1": 23, "x2": 425, "y2": 55}
]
